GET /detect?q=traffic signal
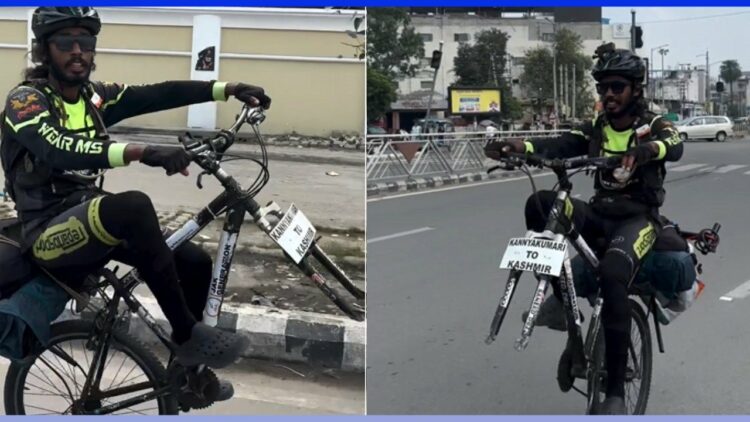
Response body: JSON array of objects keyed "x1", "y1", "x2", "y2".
[
  {"x1": 716, "y1": 81, "x2": 725, "y2": 92},
  {"x1": 632, "y1": 26, "x2": 644, "y2": 49},
  {"x1": 430, "y1": 49, "x2": 442, "y2": 70}
]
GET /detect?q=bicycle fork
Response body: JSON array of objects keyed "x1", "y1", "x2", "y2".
[
  {"x1": 486, "y1": 269, "x2": 522, "y2": 344},
  {"x1": 558, "y1": 256, "x2": 587, "y2": 377}
]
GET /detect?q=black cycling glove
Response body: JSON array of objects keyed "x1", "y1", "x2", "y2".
[
  {"x1": 141, "y1": 145, "x2": 191, "y2": 175},
  {"x1": 234, "y1": 83, "x2": 271, "y2": 109},
  {"x1": 624, "y1": 143, "x2": 658, "y2": 165},
  {"x1": 484, "y1": 139, "x2": 525, "y2": 160}
]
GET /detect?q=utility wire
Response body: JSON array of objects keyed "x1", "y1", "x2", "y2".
[{"x1": 632, "y1": 10, "x2": 750, "y2": 24}]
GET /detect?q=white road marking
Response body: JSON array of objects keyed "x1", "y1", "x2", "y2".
[
  {"x1": 713, "y1": 164, "x2": 748, "y2": 174},
  {"x1": 669, "y1": 163, "x2": 707, "y2": 172},
  {"x1": 720, "y1": 279, "x2": 750, "y2": 301},
  {"x1": 367, "y1": 172, "x2": 554, "y2": 202},
  {"x1": 699, "y1": 166, "x2": 717, "y2": 173},
  {"x1": 367, "y1": 227, "x2": 434, "y2": 244}
]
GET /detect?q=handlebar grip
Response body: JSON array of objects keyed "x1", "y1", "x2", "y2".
[
  {"x1": 178, "y1": 133, "x2": 201, "y2": 150},
  {"x1": 712, "y1": 223, "x2": 721, "y2": 234}
]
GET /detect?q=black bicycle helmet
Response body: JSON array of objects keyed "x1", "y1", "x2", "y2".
[
  {"x1": 31, "y1": 7, "x2": 101, "y2": 40},
  {"x1": 591, "y1": 43, "x2": 646, "y2": 83}
]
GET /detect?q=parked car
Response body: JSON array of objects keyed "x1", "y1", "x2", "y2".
[{"x1": 675, "y1": 115, "x2": 733, "y2": 142}]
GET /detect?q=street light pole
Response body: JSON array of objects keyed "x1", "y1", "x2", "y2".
[
  {"x1": 651, "y1": 44, "x2": 669, "y2": 99},
  {"x1": 658, "y1": 47, "x2": 669, "y2": 109},
  {"x1": 544, "y1": 17, "x2": 558, "y2": 126},
  {"x1": 572, "y1": 63, "x2": 576, "y2": 119}
]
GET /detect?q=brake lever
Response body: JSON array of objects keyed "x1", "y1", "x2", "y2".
[{"x1": 196, "y1": 170, "x2": 210, "y2": 189}]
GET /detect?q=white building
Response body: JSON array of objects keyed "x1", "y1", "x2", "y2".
[{"x1": 398, "y1": 8, "x2": 631, "y2": 107}]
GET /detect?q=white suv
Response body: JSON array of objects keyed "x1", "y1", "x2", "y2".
[{"x1": 675, "y1": 116, "x2": 733, "y2": 142}]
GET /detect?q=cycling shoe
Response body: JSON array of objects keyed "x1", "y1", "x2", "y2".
[
  {"x1": 216, "y1": 379, "x2": 234, "y2": 402},
  {"x1": 175, "y1": 322, "x2": 249, "y2": 369}
]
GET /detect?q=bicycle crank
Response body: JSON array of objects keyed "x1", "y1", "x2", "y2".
[{"x1": 168, "y1": 364, "x2": 221, "y2": 411}]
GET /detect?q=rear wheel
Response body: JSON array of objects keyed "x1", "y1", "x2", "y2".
[
  {"x1": 586, "y1": 299, "x2": 652, "y2": 415},
  {"x1": 4, "y1": 320, "x2": 178, "y2": 415}
]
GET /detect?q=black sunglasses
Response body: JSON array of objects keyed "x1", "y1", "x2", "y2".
[
  {"x1": 596, "y1": 81, "x2": 630, "y2": 96},
  {"x1": 48, "y1": 35, "x2": 97, "y2": 52}
]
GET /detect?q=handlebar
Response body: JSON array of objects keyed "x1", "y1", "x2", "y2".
[
  {"x1": 179, "y1": 104, "x2": 266, "y2": 157},
  {"x1": 489, "y1": 152, "x2": 625, "y2": 174}
]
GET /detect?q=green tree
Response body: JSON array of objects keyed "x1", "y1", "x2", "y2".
[
  {"x1": 367, "y1": 68, "x2": 397, "y2": 121},
  {"x1": 453, "y1": 29, "x2": 509, "y2": 87},
  {"x1": 367, "y1": 8, "x2": 425, "y2": 78},
  {"x1": 521, "y1": 28, "x2": 594, "y2": 118},
  {"x1": 720, "y1": 60, "x2": 742, "y2": 117},
  {"x1": 342, "y1": 12, "x2": 366, "y2": 60},
  {"x1": 452, "y1": 29, "x2": 521, "y2": 120},
  {"x1": 366, "y1": 8, "x2": 424, "y2": 120}
]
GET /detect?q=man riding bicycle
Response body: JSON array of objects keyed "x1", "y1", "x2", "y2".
[
  {"x1": 1, "y1": 7, "x2": 272, "y2": 402},
  {"x1": 485, "y1": 43, "x2": 683, "y2": 414}
]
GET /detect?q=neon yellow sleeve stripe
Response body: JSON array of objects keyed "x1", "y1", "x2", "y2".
[
  {"x1": 524, "y1": 141, "x2": 535, "y2": 154},
  {"x1": 664, "y1": 130, "x2": 682, "y2": 146},
  {"x1": 107, "y1": 143, "x2": 129, "y2": 168},
  {"x1": 4, "y1": 111, "x2": 51, "y2": 132},
  {"x1": 655, "y1": 141, "x2": 667, "y2": 160},
  {"x1": 102, "y1": 85, "x2": 128, "y2": 110},
  {"x1": 212, "y1": 82, "x2": 228, "y2": 101}
]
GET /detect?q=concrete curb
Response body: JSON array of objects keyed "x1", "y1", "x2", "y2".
[
  {"x1": 59, "y1": 295, "x2": 365, "y2": 373},
  {"x1": 367, "y1": 168, "x2": 545, "y2": 197}
]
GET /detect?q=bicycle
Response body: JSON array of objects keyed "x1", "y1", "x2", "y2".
[
  {"x1": 484, "y1": 152, "x2": 720, "y2": 415},
  {"x1": 4, "y1": 105, "x2": 365, "y2": 415}
]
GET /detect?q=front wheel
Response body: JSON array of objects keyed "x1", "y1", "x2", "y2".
[
  {"x1": 679, "y1": 133, "x2": 688, "y2": 141},
  {"x1": 716, "y1": 131, "x2": 727, "y2": 142},
  {"x1": 586, "y1": 299, "x2": 653, "y2": 415},
  {"x1": 4, "y1": 319, "x2": 179, "y2": 415}
]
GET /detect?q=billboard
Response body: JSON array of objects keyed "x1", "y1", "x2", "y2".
[{"x1": 448, "y1": 87, "x2": 502, "y2": 115}]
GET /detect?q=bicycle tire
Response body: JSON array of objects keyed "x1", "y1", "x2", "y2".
[
  {"x1": 4, "y1": 319, "x2": 179, "y2": 415},
  {"x1": 586, "y1": 298, "x2": 652, "y2": 415}
]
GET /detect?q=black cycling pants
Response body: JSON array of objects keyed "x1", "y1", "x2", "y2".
[
  {"x1": 525, "y1": 190, "x2": 658, "y2": 397},
  {"x1": 30, "y1": 191, "x2": 212, "y2": 343}
]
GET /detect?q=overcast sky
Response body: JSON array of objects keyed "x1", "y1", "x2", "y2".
[{"x1": 603, "y1": 7, "x2": 750, "y2": 76}]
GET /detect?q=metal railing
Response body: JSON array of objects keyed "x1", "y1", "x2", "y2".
[{"x1": 366, "y1": 130, "x2": 565, "y2": 183}]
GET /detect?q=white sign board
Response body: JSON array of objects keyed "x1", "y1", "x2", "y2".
[
  {"x1": 499, "y1": 237, "x2": 567, "y2": 277},
  {"x1": 269, "y1": 204, "x2": 317, "y2": 264}
]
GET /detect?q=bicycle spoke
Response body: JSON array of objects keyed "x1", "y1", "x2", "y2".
[
  {"x1": 115, "y1": 406, "x2": 159, "y2": 415},
  {"x1": 106, "y1": 350, "x2": 129, "y2": 391},
  {"x1": 48, "y1": 347, "x2": 82, "y2": 396},
  {"x1": 24, "y1": 381, "x2": 68, "y2": 399},
  {"x1": 24, "y1": 391, "x2": 71, "y2": 397},
  {"x1": 25, "y1": 403, "x2": 65, "y2": 414},
  {"x1": 27, "y1": 365, "x2": 71, "y2": 402},
  {"x1": 108, "y1": 361, "x2": 142, "y2": 390}
]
